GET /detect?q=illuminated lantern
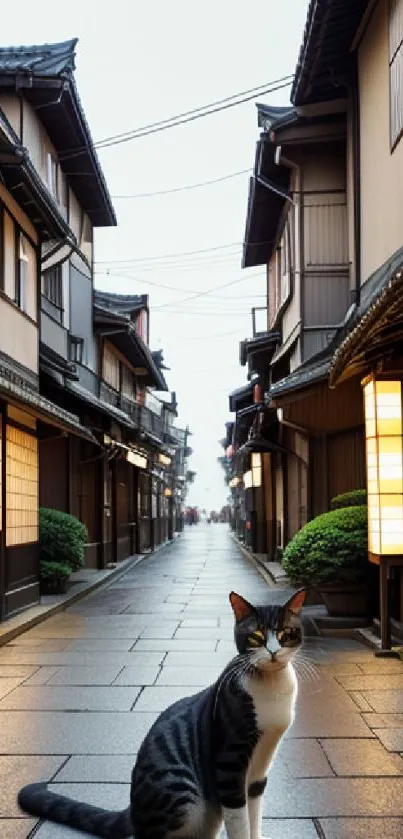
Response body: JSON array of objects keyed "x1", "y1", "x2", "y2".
[
  {"x1": 362, "y1": 373, "x2": 403, "y2": 650},
  {"x1": 363, "y1": 375, "x2": 403, "y2": 556}
]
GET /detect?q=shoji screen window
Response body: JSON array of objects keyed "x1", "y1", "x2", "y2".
[{"x1": 6, "y1": 425, "x2": 39, "y2": 545}]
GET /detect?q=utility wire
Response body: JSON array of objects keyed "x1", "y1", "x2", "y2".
[
  {"x1": 96, "y1": 270, "x2": 265, "y2": 296},
  {"x1": 95, "y1": 239, "x2": 272, "y2": 266},
  {"x1": 97, "y1": 77, "x2": 292, "y2": 146},
  {"x1": 60, "y1": 75, "x2": 293, "y2": 160},
  {"x1": 111, "y1": 168, "x2": 251, "y2": 199},
  {"x1": 95, "y1": 241, "x2": 242, "y2": 265},
  {"x1": 152, "y1": 273, "x2": 263, "y2": 310}
]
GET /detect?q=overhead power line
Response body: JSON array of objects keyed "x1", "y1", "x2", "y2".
[
  {"x1": 95, "y1": 241, "x2": 242, "y2": 265},
  {"x1": 97, "y1": 77, "x2": 292, "y2": 147},
  {"x1": 60, "y1": 75, "x2": 293, "y2": 159},
  {"x1": 95, "y1": 270, "x2": 265, "y2": 297},
  {"x1": 111, "y1": 168, "x2": 251, "y2": 199},
  {"x1": 96, "y1": 238, "x2": 273, "y2": 267}
]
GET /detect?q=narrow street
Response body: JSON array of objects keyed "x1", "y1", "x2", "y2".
[{"x1": 1, "y1": 525, "x2": 403, "y2": 839}]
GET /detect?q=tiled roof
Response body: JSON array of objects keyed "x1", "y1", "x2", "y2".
[
  {"x1": 0, "y1": 39, "x2": 116, "y2": 227},
  {"x1": 329, "y1": 247, "x2": 403, "y2": 386},
  {"x1": 0, "y1": 39, "x2": 77, "y2": 75},
  {"x1": 0, "y1": 371, "x2": 96, "y2": 443},
  {"x1": 268, "y1": 354, "x2": 332, "y2": 399},
  {"x1": 94, "y1": 290, "x2": 147, "y2": 315},
  {"x1": 291, "y1": 0, "x2": 370, "y2": 105}
]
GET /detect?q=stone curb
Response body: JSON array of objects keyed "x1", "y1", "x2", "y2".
[
  {"x1": 0, "y1": 537, "x2": 175, "y2": 648},
  {"x1": 231, "y1": 535, "x2": 279, "y2": 589}
]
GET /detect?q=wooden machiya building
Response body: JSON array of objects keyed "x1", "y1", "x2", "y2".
[
  {"x1": 0, "y1": 38, "x2": 192, "y2": 622},
  {"x1": 0, "y1": 92, "x2": 99, "y2": 620},
  {"x1": 229, "y1": 91, "x2": 368, "y2": 560},
  {"x1": 289, "y1": 0, "x2": 403, "y2": 634}
]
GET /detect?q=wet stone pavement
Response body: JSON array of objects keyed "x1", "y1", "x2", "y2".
[{"x1": 1, "y1": 525, "x2": 403, "y2": 839}]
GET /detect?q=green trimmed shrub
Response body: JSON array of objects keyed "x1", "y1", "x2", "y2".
[
  {"x1": 39, "y1": 507, "x2": 88, "y2": 572},
  {"x1": 39, "y1": 560, "x2": 71, "y2": 582},
  {"x1": 282, "y1": 505, "x2": 368, "y2": 587},
  {"x1": 331, "y1": 489, "x2": 367, "y2": 510}
]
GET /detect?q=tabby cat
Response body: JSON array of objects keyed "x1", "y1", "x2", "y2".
[{"x1": 18, "y1": 588, "x2": 306, "y2": 839}]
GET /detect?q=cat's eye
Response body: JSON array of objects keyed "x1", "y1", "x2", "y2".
[
  {"x1": 277, "y1": 627, "x2": 300, "y2": 646},
  {"x1": 247, "y1": 629, "x2": 266, "y2": 647}
]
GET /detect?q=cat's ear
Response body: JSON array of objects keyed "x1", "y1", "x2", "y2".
[
  {"x1": 285, "y1": 588, "x2": 306, "y2": 616},
  {"x1": 229, "y1": 592, "x2": 255, "y2": 622}
]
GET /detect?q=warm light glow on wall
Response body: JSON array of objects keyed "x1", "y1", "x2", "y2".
[
  {"x1": 363, "y1": 376, "x2": 403, "y2": 555},
  {"x1": 243, "y1": 470, "x2": 253, "y2": 489},
  {"x1": 251, "y1": 452, "x2": 262, "y2": 488},
  {"x1": 159, "y1": 453, "x2": 171, "y2": 466},
  {"x1": 164, "y1": 488, "x2": 172, "y2": 497},
  {"x1": 126, "y1": 450, "x2": 147, "y2": 469},
  {"x1": 6, "y1": 425, "x2": 38, "y2": 545}
]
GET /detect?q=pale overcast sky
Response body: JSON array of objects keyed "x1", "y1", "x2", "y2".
[{"x1": 1, "y1": 1, "x2": 308, "y2": 511}]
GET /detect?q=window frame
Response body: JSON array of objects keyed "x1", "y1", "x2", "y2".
[
  {"x1": 42, "y1": 264, "x2": 63, "y2": 323},
  {"x1": 45, "y1": 150, "x2": 58, "y2": 199},
  {"x1": 389, "y1": 0, "x2": 403, "y2": 150},
  {"x1": 15, "y1": 232, "x2": 29, "y2": 313},
  {"x1": 69, "y1": 335, "x2": 84, "y2": 365}
]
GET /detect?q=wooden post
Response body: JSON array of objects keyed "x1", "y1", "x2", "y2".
[{"x1": 380, "y1": 562, "x2": 390, "y2": 650}]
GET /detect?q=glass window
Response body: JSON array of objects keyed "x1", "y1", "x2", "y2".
[
  {"x1": 69, "y1": 336, "x2": 84, "y2": 364},
  {"x1": 390, "y1": 0, "x2": 403, "y2": 147},
  {"x1": 17, "y1": 234, "x2": 29, "y2": 313},
  {"x1": 45, "y1": 150, "x2": 58, "y2": 198}
]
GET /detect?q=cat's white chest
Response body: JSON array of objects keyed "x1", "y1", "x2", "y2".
[
  {"x1": 244, "y1": 664, "x2": 297, "y2": 784},
  {"x1": 245, "y1": 663, "x2": 297, "y2": 732}
]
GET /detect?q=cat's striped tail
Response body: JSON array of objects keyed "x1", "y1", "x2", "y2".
[{"x1": 18, "y1": 782, "x2": 133, "y2": 838}]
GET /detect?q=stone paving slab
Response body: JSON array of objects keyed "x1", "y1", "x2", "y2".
[
  {"x1": 357, "y1": 659, "x2": 403, "y2": 673},
  {"x1": 155, "y1": 664, "x2": 223, "y2": 686},
  {"x1": 140, "y1": 622, "x2": 180, "y2": 639},
  {"x1": 24, "y1": 666, "x2": 61, "y2": 685},
  {"x1": 261, "y1": 819, "x2": 319, "y2": 838},
  {"x1": 54, "y1": 755, "x2": 136, "y2": 782},
  {"x1": 164, "y1": 651, "x2": 231, "y2": 666},
  {"x1": 350, "y1": 692, "x2": 374, "y2": 712},
  {"x1": 362, "y1": 690, "x2": 403, "y2": 713},
  {"x1": 288, "y1": 709, "x2": 374, "y2": 738},
  {"x1": 0, "y1": 755, "x2": 65, "y2": 817},
  {"x1": 0, "y1": 820, "x2": 37, "y2": 839},
  {"x1": 134, "y1": 685, "x2": 198, "y2": 711},
  {"x1": 277, "y1": 738, "x2": 334, "y2": 777},
  {"x1": 7, "y1": 638, "x2": 70, "y2": 650},
  {"x1": 0, "y1": 678, "x2": 26, "y2": 699},
  {"x1": 337, "y1": 674, "x2": 403, "y2": 690},
  {"x1": 112, "y1": 666, "x2": 161, "y2": 686},
  {"x1": 133, "y1": 638, "x2": 218, "y2": 651},
  {"x1": 0, "y1": 685, "x2": 142, "y2": 711},
  {"x1": 62, "y1": 638, "x2": 135, "y2": 652},
  {"x1": 262, "y1": 776, "x2": 403, "y2": 816},
  {"x1": 0, "y1": 711, "x2": 158, "y2": 753},
  {"x1": 45, "y1": 665, "x2": 129, "y2": 686},
  {"x1": 363, "y1": 712, "x2": 403, "y2": 728},
  {"x1": 319, "y1": 817, "x2": 403, "y2": 838},
  {"x1": 374, "y1": 728, "x2": 403, "y2": 751},
  {"x1": 320, "y1": 737, "x2": 403, "y2": 775}
]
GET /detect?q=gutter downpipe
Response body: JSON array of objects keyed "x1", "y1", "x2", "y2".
[{"x1": 351, "y1": 59, "x2": 361, "y2": 308}]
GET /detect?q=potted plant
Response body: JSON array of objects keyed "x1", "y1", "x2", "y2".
[
  {"x1": 39, "y1": 507, "x2": 88, "y2": 596},
  {"x1": 282, "y1": 505, "x2": 372, "y2": 617},
  {"x1": 39, "y1": 561, "x2": 72, "y2": 595}
]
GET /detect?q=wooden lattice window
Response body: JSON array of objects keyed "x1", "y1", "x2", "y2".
[{"x1": 6, "y1": 425, "x2": 39, "y2": 545}]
